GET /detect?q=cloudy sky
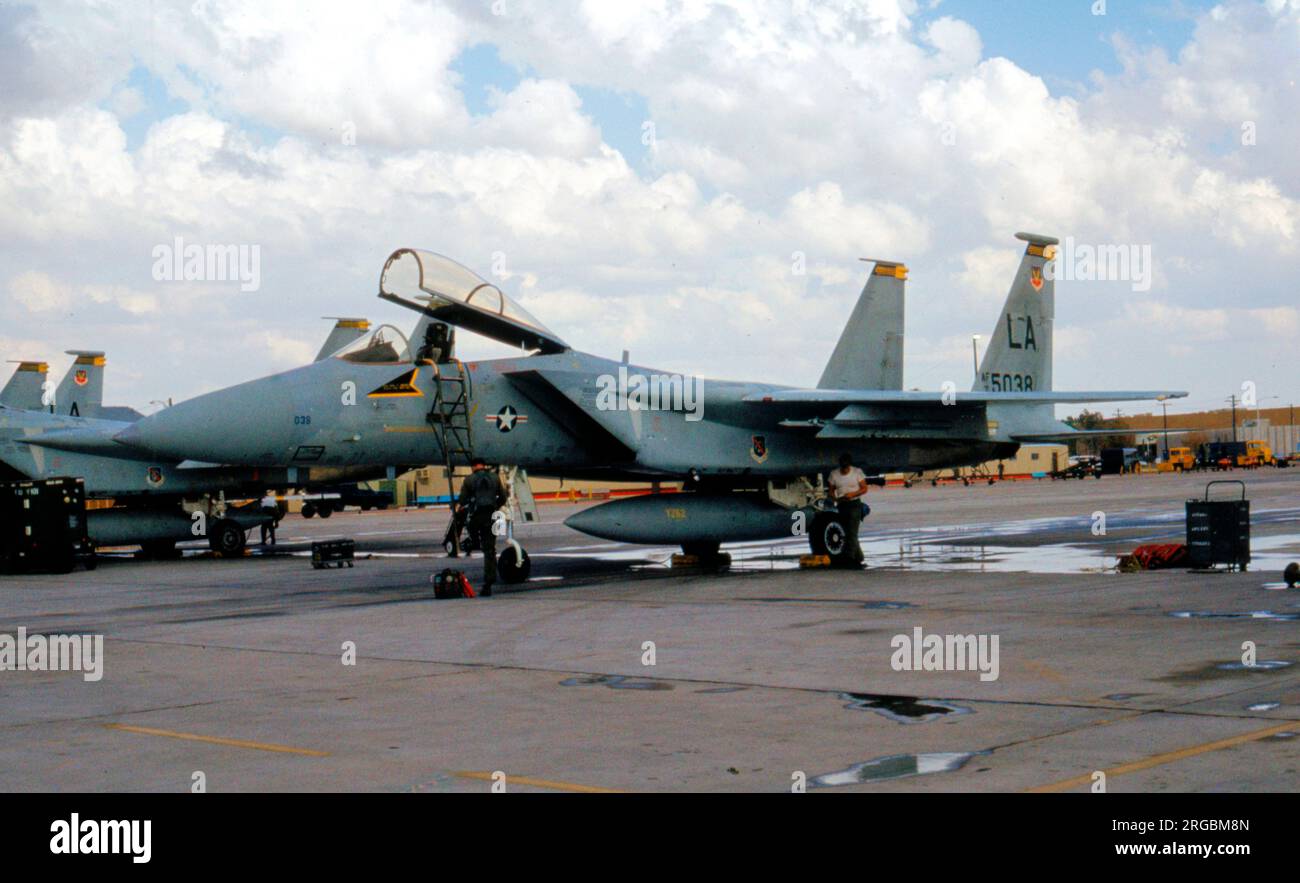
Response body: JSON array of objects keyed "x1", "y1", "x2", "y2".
[{"x1": 2, "y1": 0, "x2": 1297, "y2": 418}]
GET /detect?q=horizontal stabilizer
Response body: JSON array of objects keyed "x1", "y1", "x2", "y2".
[{"x1": 744, "y1": 389, "x2": 1187, "y2": 405}]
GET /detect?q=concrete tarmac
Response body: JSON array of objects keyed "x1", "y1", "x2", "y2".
[{"x1": 2, "y1": 470, "x2": 1298, "y2": 792}]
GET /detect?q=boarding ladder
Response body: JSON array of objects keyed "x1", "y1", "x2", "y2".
[{"x1": 426, "y1": 360, "x2": 474, "y2": 531}]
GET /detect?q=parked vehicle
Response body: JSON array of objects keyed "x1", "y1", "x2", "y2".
[
  {"x1": 301, "y1": 484, "x2": 393, "y2": 518},
  {"x1": 1052, "y1": 456, "x2": 1103, "y2": 480}
]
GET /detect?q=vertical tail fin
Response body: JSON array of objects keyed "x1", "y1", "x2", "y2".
[
  {"x1": 1, "y1": 361, "x2": 50, "y2": 410},
  {"x1": 315, "y1": 317, "x2": 371, "y2": 361},
  {"x1": 818, "y1": 260, "x2": 906, "y2": 390},
  {"x1": 54, "y1": 351, "x2": 105, "y2": 418},
  {"x1": 974, "y1": 232, "x2": 1057, "y2": 393}
]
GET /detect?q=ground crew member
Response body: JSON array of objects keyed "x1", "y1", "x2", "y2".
[
  {"x1": 456, "y1": 457, "x2": 508, "y2": 595},
  {"x1": 259, "y1": 492, "x2": 278, "y2": 546},
  {"x1": 828, "y1": 452, "x2": 870, "y2": 567}
]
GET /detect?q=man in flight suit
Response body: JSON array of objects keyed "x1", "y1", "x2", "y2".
[{"x1": 456, "y1": 457, "x2": 508, "y2": 596}]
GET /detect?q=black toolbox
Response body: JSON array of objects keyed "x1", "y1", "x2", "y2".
[
  {"x1": 0, "y1": 476, "x2": 96, "y2": 574},
  {"x1": 311, "y1": 538, "x2": 355, "y2": 569},
  {"x1": 1186, "y1": 480, "x2": 1250, "y2": 571}
]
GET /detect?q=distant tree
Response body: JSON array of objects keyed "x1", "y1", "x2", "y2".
[{"x1": 1064, "y1": 409, "x2": 1132, "y2": 454}]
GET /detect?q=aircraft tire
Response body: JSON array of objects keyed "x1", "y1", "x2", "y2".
[
  {"x1": 498, "y1": 545, "x2": 531, "y2": 584},
  {"x1": 209, "y1": 519, "x2": 247, "y2": 556},
  {"x1": 809, "y1": 512, "x2": 854, "y2": 564}
]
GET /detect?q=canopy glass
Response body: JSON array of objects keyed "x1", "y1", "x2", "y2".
[{"x1": 378, "y1": 249, "x2": 568, "y2": 354}]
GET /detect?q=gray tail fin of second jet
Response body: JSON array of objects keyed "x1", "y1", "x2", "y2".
[
  {"x1": 974, "y1": 232, "x2": 1057, "y2": 394},
  {"x1": 818, "y1": 259, "x2": 906, "y2": 390},
  {"x1": 1, "y1": 360, "x2": 50, "y2": 410},
  {"x1": 315, "y1": 318, "x2": 371, "y2": 360},
  {"x1": 53, "y1": 351, "x2": 106, "y2": 418}
]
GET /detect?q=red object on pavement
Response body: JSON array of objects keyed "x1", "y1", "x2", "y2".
[{"x1": 1130, "y1": 544, "x2": 1189, "y2": 570}]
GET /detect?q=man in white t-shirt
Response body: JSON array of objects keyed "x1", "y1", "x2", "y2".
[
  {"x1": 259, "y1": 493, "x2": 278, "y2": 546},
  {"x1": 827, "y1": 453, "x2": 870, "y2": 566}
]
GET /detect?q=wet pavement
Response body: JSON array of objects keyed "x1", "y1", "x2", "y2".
[{"x1": 2, "y1": 468, "x2": 1299, "y2": 791}]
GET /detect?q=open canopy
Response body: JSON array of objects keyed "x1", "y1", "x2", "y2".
[
  {"x1": 332, "y1": 323, "x2": 411, "y2": 364},
  {"x1": 378, "y1": 249, "x2": 569, "y2": 354}
]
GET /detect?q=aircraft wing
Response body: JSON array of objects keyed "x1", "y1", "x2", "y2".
[
  {"x1": 742, "y1": 390, "x2": 1187, "y2": 405},
  {"x1": 1009, "y1": 426, "x2": 1208, "y2": 442}
]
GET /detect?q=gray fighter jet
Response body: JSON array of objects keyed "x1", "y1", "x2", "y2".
[
  {"x1": 0, "y1": 319, "x2": 382, "y2": 557},
  {"x1": 105, "y1": 233, "x2": 1186, "y2": 580}
]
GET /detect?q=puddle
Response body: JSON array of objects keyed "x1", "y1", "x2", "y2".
[
  {"x1": 810, "y1": 751, "x2": 983, "y2": 787},
  {"x1": 1170, "y1": 610, "x2": 1300, "y2": 621},
  {"x1": 741, "y1": 597, "x2": 915, "y2": 609},
  {"x1": 1263, "y1": 732, "x2": 1297, "y2": 741},
  {"x1": 558, "y1": 675, "x2": 672, "y2": 691},
  {"x1": 1104, "y1": 693, "x2": 1145, "y2": 701},
  {"x1": 696, "y1": 686, "x2": 748, "y2": 694},
  {"x1": 1215, "y1": 660, "x2": 1292, "y2": 672},
  {"x1": 839, "y1": 692, "x2": 972, "y2": 724},
  {"x1": 1246, "y1": 701, "x2": 1281, "y2": 711},
  {"x1": 546, "y1": 510, "x2": 1300, "y2": 577}
]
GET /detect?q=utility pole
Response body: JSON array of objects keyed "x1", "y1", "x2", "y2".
[
  {"x1": 1225, "y1": 395, "x2": 1238, "y2": 443},
  {"x1": 1160, "y1": 399, "x2": 1170, "y2": 460}
]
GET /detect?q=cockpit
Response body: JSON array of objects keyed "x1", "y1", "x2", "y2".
[
  {"x1": 333, "y1": 323, "x2": 411, "y2": 364},
  {"x1": 378, "y1": 249, "x2": 570, "y2": 354}
]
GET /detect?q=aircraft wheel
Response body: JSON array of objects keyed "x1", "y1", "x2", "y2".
[
  {"x1": 209, "y1": 519, "x2": 247, "y2": 556},
  {"x1": 443, "y1": 538, "x2": 457, "y2": 556},
  {"x1": 302, "y1": 502, "x2": 316, "y2": 518},
  {"x1": 498, "y1": 545, "x2": 531, "y2": 584},
  {"x1": 809, "y1": 512, "x2": 851, "y2": 563},
  {"x1": 317, "y1": 504, "x2": 333, "y2": 519}
]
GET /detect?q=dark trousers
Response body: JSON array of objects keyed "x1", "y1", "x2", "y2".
[
  {"x1": 260, "y1": 508, "x2": 277, "y2": 545},
  {"x1": 469, "y1": 515, "x2": 497, "y2": 586},
  {"x1": 837, "y1": 500, "x2": 864, "y2": 562}
]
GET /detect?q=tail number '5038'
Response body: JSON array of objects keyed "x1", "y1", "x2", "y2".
[{"x1": 985, "y1": 373, "x2": 1034, "y2": 392}]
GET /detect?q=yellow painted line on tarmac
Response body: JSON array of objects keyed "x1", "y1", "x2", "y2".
[
  {"x1": 104, "y1": 723, "x2": 330, "y2": 757},
  {"x1": 454, "y1": 770, "x2": 623, "y2": 793},
  {"x1": 1026, "y1": 720, "x2": 1297, "y2": 792}
]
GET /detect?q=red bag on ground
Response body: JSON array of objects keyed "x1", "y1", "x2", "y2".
[{"x1": 1130, "y1": 544, "x2": 1189, "y2": 570}]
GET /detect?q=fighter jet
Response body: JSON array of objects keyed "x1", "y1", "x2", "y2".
[
  {"x1": 108, "y1": 233, "x2": 1186, "y2": 580},
  {"x1": 0, "y1": 319, "x2": 386, "y2": 557}
]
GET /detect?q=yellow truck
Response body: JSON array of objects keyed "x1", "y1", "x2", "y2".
[
  {"x1": 1158, "y1": 446, "x2": 1195, "y2": 472},
  {"x1": 1244, "y1": 440, "x2": 1278, "y2": 468}
]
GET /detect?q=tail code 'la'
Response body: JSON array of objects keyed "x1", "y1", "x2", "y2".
[{"x1": 974, "y1": 232, "x2": 1057, "y2": 393}]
